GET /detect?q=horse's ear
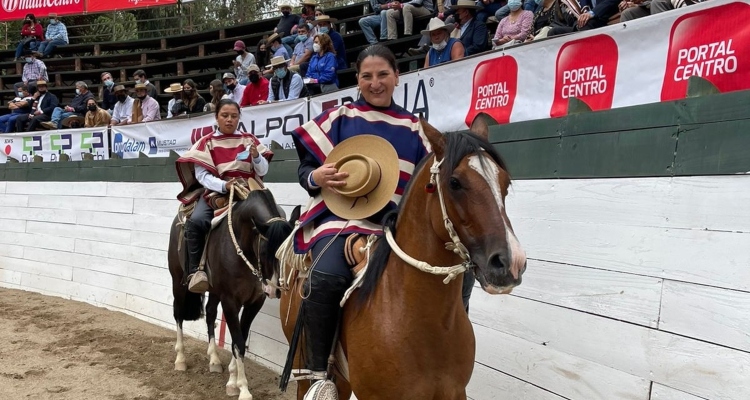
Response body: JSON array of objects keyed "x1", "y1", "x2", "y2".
[
  {"x1": 469, "y1": 114, "x2": 495, "y2": 141},
  {"x1": 290, "y1": 205, "x2": 302, "y2": 224},
  {"x1": 420, "y1": 118, "x2": 445, "y2": 159}
]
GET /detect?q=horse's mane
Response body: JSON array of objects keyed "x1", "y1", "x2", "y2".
[
  {"x1": 353, "y1": 131, "x2": 508, "y2": 307},
  {"x1": 234, "y1": 189, "x2": 292, "y2": 274}
]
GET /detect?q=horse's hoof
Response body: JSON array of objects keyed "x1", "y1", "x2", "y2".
[
  {"x1": 209, "y1": 363, "x2": 223, "y2": 373},
  {"x1": 226, "y1": 384, "x2": 240, "y2": 396},
  {"x1": 174, "y1": 361, "x2": 187, "y2": 371},
  {"x1": 238, "y1": 391, "x2": 253, "y2": 400}
]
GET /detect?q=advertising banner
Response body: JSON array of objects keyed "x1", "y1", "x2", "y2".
[
  {"x1": 87, "y1": 0, "x2": 177, "y2": 13},
  {"x1": 0, "y1": 127, "x2": 109, "y2": 163},
  {"x1": 0, "y1": 0, "x2": 84, "y2": 22}
]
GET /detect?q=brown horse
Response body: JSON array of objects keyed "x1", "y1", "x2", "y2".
[
  {"x1": 168, "y1": 187, "x2": 292, "y2": 400},
  {"x1": 279, "y1": 118, "x2": 527, "y2": 399}
]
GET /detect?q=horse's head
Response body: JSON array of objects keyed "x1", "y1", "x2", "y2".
[
  {"x1": 238, "y1": 189, "x2": 293, "y2": 299},
  {"x1": 420, "y1": 116, "x2": 527, "y2": 294}
]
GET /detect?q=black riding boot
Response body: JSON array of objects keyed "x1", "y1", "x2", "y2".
[
  {"x1": 302, "y1": 270, "x2": 349, "y2": 373},
  {"x1": 184, "y1": 220, "x2": 209, "y2": 292},
  {"x1": 462, "y1": 272, "x2": 475, "y2": 314}
]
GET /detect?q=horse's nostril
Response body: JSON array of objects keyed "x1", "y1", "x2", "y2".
[{"x1": 488, "y1": 252, "x2": 508, "y2": 272}]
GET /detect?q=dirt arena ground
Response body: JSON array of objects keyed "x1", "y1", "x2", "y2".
[{"x1": 0, "y1": 287, "x2": 296, "y2": 400}]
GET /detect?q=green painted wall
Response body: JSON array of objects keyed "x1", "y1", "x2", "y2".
[{"x1": 2, "y1": 89, "x2": 749, "y2": 183}]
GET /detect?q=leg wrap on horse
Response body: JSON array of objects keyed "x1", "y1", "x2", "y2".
[{"x1": 302, "y1": 270, "x2": 349, "y2": 372}]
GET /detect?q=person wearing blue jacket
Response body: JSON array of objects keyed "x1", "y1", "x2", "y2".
[
  {"x1": 306, "y1": 33, "x2": 340, "y2": 95},
  {"x1": 312, "y1": 15, "x2": 348, "y2": 70}
]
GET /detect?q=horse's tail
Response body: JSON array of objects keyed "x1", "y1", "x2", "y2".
[{"x1": 181, "y1": 291, "x2": 205, "y2": 321}]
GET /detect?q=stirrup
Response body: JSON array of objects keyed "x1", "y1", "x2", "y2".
[
  {"x1": 303, "y1": 379, "x2": 338, "y2": 400},
  {"x1": 187, "y1": 271, "x2": 209, "y2": 293}
]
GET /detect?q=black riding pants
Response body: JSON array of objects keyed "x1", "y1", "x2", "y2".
[
  {"x1": 309, "y1": 235, "x2": 354, "y2": 282},
  {"x1": 189, "y1": 196, "x2": 214, "y2": 234}
]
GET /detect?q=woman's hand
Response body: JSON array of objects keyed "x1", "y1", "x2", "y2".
[
  {"x1": 312, "y1": 163, "x2": 348, "y2": 191},
  {"x1": 250, "y1": 144, "x2": 259, "y2": 158}
]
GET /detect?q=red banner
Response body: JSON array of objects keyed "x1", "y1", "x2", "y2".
[
  {"x1": 87, "y1": 0, "x2": 177, "y2": 13},
  {"x1": 0, "y1": 0, "x2": 85, "y2": 22}
]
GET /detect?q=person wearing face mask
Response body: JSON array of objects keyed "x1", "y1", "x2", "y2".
[
  {"x1": 14, "y1": 50, "x2": 47, "y2": 95},
  {"x1": 15, "y1": 14, "x2": 44, "y2": 61},
  {"x1": 239, "y1": 65, "x2": 270, "y2": 107},
  {"x1": 111, "y1": 85, "x2": 135, "y2": 126},
  {"x1": 289, "y1": 24, "x2": 314, "y2": 75},
  {"x1": 100, "y1": 72, "x2": 117, "y2": 113},
  {"x1": 260, "y1": 56, "x2": 306, "y2": 104},
  {"x1": 222, "y1": 73, "x2": 246, "y2": 103},
  {"x1": 453, "y1": 0, "x2": 489, "y2": 56},
  {"x1": 165, "y1": 83, "x2": 184, "y2": 118},
  {"x1": 84, "y1": 98, "x2": 111, "y2": 128},
  {"x1": 203, "y1": 79, "x2": 225, "y2": 112},
  {"x1": 37, "y1": 13, "x2": 68, "y2": 59},
  {"x1": 131, "y1": 83, "x2": 161, "y2": 123},
  {"x1": 421, "y1": 18, "x2": 465, "y2": 68},
  {"x1": 305, "y1": 34, "x2": 339, "y2": 95},
  {"x1": 232, "y1": 41, "x2": 257, "y2": 86},
  {"x1": 492, "y1": 0, "x2": 534, "y2": 48},
  {"x1": 132, "y1": 70, "x2": 158, "y2": 99},
  {"x1": 274, "y1": 3, "x2": 300, "y2": 39},
  {"x1": 21, "y1": 80, "x2": 58, "y2": 132},
  {"x1": 180, "y1": 79, "x2": 207, "y2": 115},
  {"x1": 311, "y1": 15, "x2": 347, "y2": 70},
  {"x1": 0, "y1": 85, "x2": 34, "y2": 133},
  {"x1": 43, "y1": 81, "x2": 94, "y2": 130}
]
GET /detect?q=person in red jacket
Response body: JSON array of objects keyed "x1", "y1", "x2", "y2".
[
  {"x1": 15, "y1": 14, "x2": 44, "y2": 61},
  {"x1": 239, "y1": 64, "x2": 270, "y2": 107}
]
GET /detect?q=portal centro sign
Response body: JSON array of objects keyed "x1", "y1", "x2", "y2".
[{"x1": 2, "y1": 0, "x2": 81, "y2": 13}]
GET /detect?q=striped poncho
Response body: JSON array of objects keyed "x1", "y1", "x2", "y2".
[{"x1": 292, "y1": 98, "x2": 431, "y2": 254}]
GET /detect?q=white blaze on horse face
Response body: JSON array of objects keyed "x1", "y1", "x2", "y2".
[{"x1": 468, "y1": 155, "x2": 526, "y2": 280}]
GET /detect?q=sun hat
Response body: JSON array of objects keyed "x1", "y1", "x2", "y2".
[
  {"x1": 265, "y1": 56, "x2": 290, "y2": 69},
  {"x1": 311, "y1": 15, "x2": 338, "y2": 25},
  {"x1": 164, "y1": 83, "x2": 183, "y2": 93},
  {"x1": 421, "y1": 17, "x2": 455, "y2": 36},
  {"x1": 452, "y1": 0, "x2": 483, "y2": 10},
  {"x1": 134, "y1": 83, "x2": 148, "y2": 90},
  {"x1": 321, "y1": 135, "x2": 400, "y2": 220}
]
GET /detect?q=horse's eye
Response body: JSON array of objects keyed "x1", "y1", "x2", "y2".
[{"x1": 449, "y1": 177, "x2": 462, "y2": 190}]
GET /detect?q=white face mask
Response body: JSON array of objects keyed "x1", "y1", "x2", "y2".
[
  {"x1": 313, "y1": 43, "x2": 321, "y2": 53},
  {"x1": 432, "y1": 40, "x2": 448, "y2": 51}
]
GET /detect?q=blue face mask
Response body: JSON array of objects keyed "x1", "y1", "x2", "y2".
[
  {"x1": 50, "y1": 19, "x2": 58, "y2": 24},
  {"x1": 297, "y1": 34, "x2": 308, "y2": 42},
  {"x1": 318, "y1": 27, "x2": 329, "y2": 34},
  {"x1": 508, "y1": 0, "x2": 522, "y2": 10},
  {"x1": 275, "y1": 68, "x2": 288, "y2": 79}
]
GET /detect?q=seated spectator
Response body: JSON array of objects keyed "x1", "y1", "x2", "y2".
[
  {"x1": 386, "y1": 0, "x2": 436, "y2": 40},
  {"x1": 100, "y1": 71, "x2": 117, "y2": 114},
  {"x1": 359, "y1": 0, "x2": 393, "y2": 45},
  {"x1": 548, "y1": 0, "x2": 619, "y2": 35},
  {"x1": 165, "y1": 83, "x2": 183, "y2": 118},
  {"x1": 275, "y1": 2, "x2": 300, "y2": 38},
  {"x1": 222, "y1": 73, "x2": 246, "y2": 103},
  {"x1": 267, "y1": 33, "x2": 291, "y2": 61},
  {"x1": 173, "y1": 79, "x2": 207, "y2": 116},
  {"x1": 312, "y1": 15, "x2": 347, "y2": 70},
  {"x1": 14, "y1": 50, "x2": 47, "y2": 94},
  {"x1": 131, "y1": 83, "x2": 161, "y2": 123},
  {"x1": 492, "y1": 0, "x2": 533, "y2": 48},
  {"x1": 496, "y1": 0, "x2": 540, "y2": 21},
  {"x1": 421, "y1": 18, "x2": 465, "y2": 68},
  {"x1": 289, "y1": 23, "x2": 314, "y2": 75},
  {"x1": 84, "y1": 98, "x2": 110, "y2": 128},
  {"x1": 283, "y1": 1, "x2": 318, "y2": 48},
  {"x1": 526, "y1": 0, "x2": 576, "y2": 40},
  {"x1": 261, "y1": 56, "x2": 305, "y2": 103},
  {"x1": 240, "y1": 65, "x2": 270, "y2": 107},
  {"x1": 43, "y1": 81, "x2": 94, "y2": 130},
  {"x1": 233, "y1": 40, "x2": 256, "y2": 85},
  {"x1": 453, "y1": 0, "x2": 489, "y2": 56},
  {"x1": 20, "y1": 80, "x2": 58, "y2": 132},
  {"x1": 477, "y1": 0, "x2": 503, "y2": 22},
  {"x1": 306, "y1": 34, "x2": 339, "y2": 94},
  {"x1": 0, "y1": 85, "x2": 34, "y2": 133},
  {"x1": 622, "y1": 0, "x2": 702, "y2": 20},
  {"x1": 203, "y1": 79, "x2": 224, "y2": 112},
  {"x1": 37, "y1": 13, "x2": 68, "y2": 58},
  {"x1": 132, "y1": 69, "x2": 158, "y2": 99},
  {"x1": 255, "y1": 39, "x2": 273, "y2": 79},
  {"x1": 15, "y1": 14, "x2": 44, "y2": 61},
  {"x1": 110, "y1": 85, "x2": 134, "y2": 126}
]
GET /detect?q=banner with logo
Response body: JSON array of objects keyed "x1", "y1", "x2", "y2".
[
  {"x1": 87, "y1": 0, "x2": 178, "y2": 12},
  {"x1": 0, "y1": 0, "x2": 85, "y2": 22},
  {"x1": 0, "y1": 127, "x2": 109, "y2": 163},
  {"x1": 111, "y1": 99, "x2": 307, "y2": 159}
]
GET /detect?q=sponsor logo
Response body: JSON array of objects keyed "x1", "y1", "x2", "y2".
[
  {"x1": 2, "y1": 0, "x2": 82, "y2": 13},
  {"x1": 191, "y1": 126, "x2": 214, "y2": 144},
  {"x1": 550, "y1": 34, "x2": 618, "y2": 118},
  {"x1": 661, "y1": 2, "x2": 750, "y2": 101},
  {"x1": 112, "y1": 133, "x2": 156, "y2": 158},
  {"x1": 3, "y1": 138, "x2": 12, "y2": 156},
  {"x1": 22, "y1": 135, "x2": 43, "y2": 154},
  {"x1": 465, "y1": 56, "x2": 519, "y2": 126}
]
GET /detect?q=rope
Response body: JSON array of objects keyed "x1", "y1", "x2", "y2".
[{"x1": 227, "y1": 182, "x2": 263, "y2": 282}]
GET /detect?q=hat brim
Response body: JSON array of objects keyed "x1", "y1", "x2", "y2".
[
  {"x1": 321, "y1": 135, "x2": 400, "y2": 220},
  {"x1": 265, "y1": 60, "x2": 290, "y2": 69},
  {"x1": 164, "y1": 87, "x2": 183, "y2": 93},
  {"x1": 311, "y1": 18, "x2": 338, "y2": 25},
  {"x1": 421, "y1": 24, "x2": 455, "y2": 36},
  {"x1": 453, "y1": 3, "x2": 483, "y2": 10}
]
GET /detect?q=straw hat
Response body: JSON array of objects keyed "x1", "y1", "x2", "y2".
[
  {"x1": 421, "y1": 17, "x2": 455, "y2": 36},
  {"x1": 164, "y1": 83, "x2": 183, "y2": 93},
  {"x1": 48, "y1": 13, "x2": 58, "y2": 18},
  {"x1": 62, "y1": 115, "x2": 85, "y2": 128},
  {"x1": 301, "y1": 0, "x2": 317, "y2": 5},
  {"x1": 311, "y1": 15, "x2": 338, "y2": 25},
  {"x1": 113, "y1": 84, "x2": 126, "y2": 93},
  {"x1": 36, "y1": 80, "x2": 48, "y2": 86},
  {"x1": 452, "y1": 0, "x2": 483, "y2": 10},
  {"x1": 267, "y1": 32, "x2": 282, "y2": 44},
  {"x1": 265, "y1": 56, "x2": 290, "y2": 69},
  {"x1": 278, "y1": 2, "x2": 293, "y2": 9},
  {"x1": 321, "y1": 135, "x2": 400, "y2": 220},
  {"x1": 134, "y1": 83, "x2": 148, "y2": 90}
]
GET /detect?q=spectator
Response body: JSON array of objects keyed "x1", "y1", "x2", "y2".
[
  {"x1": 240, "y1": 65, "x2": 270, "y2": 107},
  {"x1": 453, "y1": 0, "x2": 489, "y2": 56},
  {"x1": 305, "y1": 34, "x2": 339, "y2": 94},
  {"x1": 619, "y1": 0, "x2": 651, "y2": 21},
  {"x1": 222, "y1": 73, "x2": 246, "y2": 103},
  {"x1": 283, "y1": 0, "x2": 318, "y2": 47},
  {"x1": 359, "y1": 0, "x2": 391, "y2": 45},
  {"x1": 421, "y1": 18, "x2": 465, "y2": 68},
  {"x1": 496, "y1": 0, "x2": 540, "y2": 20},
  {"x1": 267, "y1": 33, "x2": 291, "y2": 61},
  {"x1": 43, "y1": 81, "x2": 94, "y2": 130},
  {"x1": 312, "y1": 15, "x2": 347, "y2": 70},
  {"x1": 165, "y1": 83, "x2": 183, "y2": 118},
  {"x1": 131, "y1": 83, "x2": 161, "y2": 123},
  {"x1": 15, "y1": 14, "x2": 44, "y2": 61},
  {"x1": 233, "y1": 40, "x2": 256, "y2": 85},
  {"x1": 21, "y1": 80, "x2": 58, "y2": 132},
  {"x1": 14, "y1": 50, "x2": 47, "y2": 94},
  {"x1": 275, "y1": 2, "x2": 300, "y2": 38},
  {"x1": 204, "y1": 79, "x2": 224, "y2": 112},
  {"x1": 100, "y1": 72, "x2": 117, "y2": 113},
  {"x1": 256, "y1": 39, "x2": 273, "y2": 79},
  {"x1": 37, "y1": 13, "x2": 68, "y2": 58},
  {"x1": 548, "y1": 0, "x2": 619, "y2": 35},
  {"x1": 386, "y1": 0, "x2": 436, "y2": 40},
  {"x1": 492, "y1": 0, "x2": 534, "y2": 48},
  {"x1": 132, "y1": 70, "x2": 158, "y2": 99},
  {"x1": 289, "y1": 23, "x2": 314, "y2": 75},
  {"x1": 84, "y1": 98, "x2": 111, "y2": 128},
  {"x1": 526, "y1": 0, "x2": 576, "y2": 40},
  {"x1": 477, "y1": 0, "x2": 503, "y2": 22},
  {"x1": 262, "y1": 56, "x2": 305, "y2": 103},
  {"x1": 177, "y1": 79, "x2": 207, "y2": 116},
  {"x1": 110, "y1": 85, "x2": 134, "y2": 126},
  {"x1": 0, "y1": 85, "x2": 34, "y2": 133}
]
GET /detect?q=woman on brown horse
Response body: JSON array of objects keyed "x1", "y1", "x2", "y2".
[{"x1": 279, "y1": 44, "x2": 527, "y2": 399}]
